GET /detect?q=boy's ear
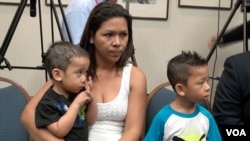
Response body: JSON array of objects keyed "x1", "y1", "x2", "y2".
[
  {"x1": 175, "y1": 83, "x2": 186, "y2": 97},
  {"x1": 52, "y1": 68, "x2": 63, "y2": 81}
]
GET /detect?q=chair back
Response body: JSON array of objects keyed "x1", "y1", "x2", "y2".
[
  {"x1": 0, "y1": 76, "x2": 31, "y2": 141},
  {"x1": 145, "y1": 82, "x2": 212, "y2": 135},
  {"x1": 145, "y1": 82, "x2": 176, "y2": 135}
]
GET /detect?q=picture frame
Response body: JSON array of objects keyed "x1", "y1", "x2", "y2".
[
  {"x1": 178, "y1": 0, "x2": 233, "y2": 10},
  {"x1": 117, "y1": 0, "x2": 169, "y2": 20},
  {"x1": 0, "y1": 0, "x2": 29, "y2": 5},
  {"x1": 45, "y1": 0, "x2": 70, "y2": 7}
]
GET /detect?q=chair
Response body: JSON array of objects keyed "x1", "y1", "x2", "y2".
[
  {"x1": 144, "y1": 82, "x2": 212, "y2": 136},
  {"x1": 144, "y1": 82, "x2": 176, "y2": 135},
  {"x1": 0, "y1": 76, "x2": 32, "y2": 141}
]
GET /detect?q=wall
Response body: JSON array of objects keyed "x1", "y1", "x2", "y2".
[{"x1": 0, "y1": 1, "x2": 245, "y2": 104}]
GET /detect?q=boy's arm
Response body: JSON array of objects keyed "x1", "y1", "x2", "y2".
[
  {"x1": 47, "y1": 103, "x2": 82, "y2": 138},
  {"x1": 207, "y1": 114, "x2": 222, "y2": 141},
  {"x1": 21, "y1": 79, "x2": 64, "y2": 141},
  {"x1": 47, "y1": 92, "x2": 90, "y2": 138}
]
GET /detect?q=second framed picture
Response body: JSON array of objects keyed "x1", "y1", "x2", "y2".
[
  {"x1": 117, "y1": 0, "x2": 169, "y2": 20},
  {"x1": 178, "y1": 0, "x2": 233, "y2": 10}
]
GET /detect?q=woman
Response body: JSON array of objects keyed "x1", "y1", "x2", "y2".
[{"x1": 21, "y1": 2, "x2": 147, "y2": 141}]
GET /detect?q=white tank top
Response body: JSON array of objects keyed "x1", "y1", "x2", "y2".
[{"x1": 88, "y1": 63, "x2": 132, "y2": 141}]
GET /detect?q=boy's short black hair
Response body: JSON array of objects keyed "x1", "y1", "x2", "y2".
[
  {"x1": 44, "y1": 41, "x2": 89, "y2": 79},
  {"x1": 167, "y1": 51, "x2": 207, "y2": 91}
]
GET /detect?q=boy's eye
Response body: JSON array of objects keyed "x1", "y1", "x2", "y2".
[
  {"x1": 198, "y1": 79, "x2": 209, "y2": 85},
  {"x1": 198, "y1": 80, "x2": 206, "y2": 85},
  {"x1": 76, "y1": 70, "x2": 82, "y2": 75},
  {"x1": 77, "y1": 70, "x2": 87, "y2": 76},
  {"x1": 198, "y1": 82, "x2": 203, "y2": 85}
]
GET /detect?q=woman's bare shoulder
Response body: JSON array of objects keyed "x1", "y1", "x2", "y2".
[
  {"x1": 131, "y1": 65, "x2": 146, "y2": 77},
  {"x1": 130, "y1": 65, "x2": 146, "y2": 86}
]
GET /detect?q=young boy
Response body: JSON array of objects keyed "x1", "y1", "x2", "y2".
[
  {"x1": 35, "y1": 41, "x2": 96, "y2": 141},
  {"x1": 144, "y1": 51, "x2": 221, "y2": 141}
]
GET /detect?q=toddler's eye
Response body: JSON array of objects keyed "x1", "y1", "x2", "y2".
[{"x1": 76, "y1": 70, "x2": 82, "y2": 76}]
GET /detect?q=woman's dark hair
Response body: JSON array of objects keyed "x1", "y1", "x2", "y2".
[{"x1": 80, "y1": 2, "x2": 134, "y2": 79}]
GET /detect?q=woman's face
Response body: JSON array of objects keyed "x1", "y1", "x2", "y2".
[{"x1": 91, "y1": 17, "x2": 129, "y2": 63}]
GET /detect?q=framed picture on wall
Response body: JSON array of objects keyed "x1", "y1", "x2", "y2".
[
  {"x1": 45, "y1": 0, "x2": 70, "y2": 7},
  {"x1": 117, "y1": 0, "x2": 169, "y2": 20},
  {"x1": 178, "y1": 0, "x2": 233, "y2": 10},
  {"x1": 0, "y1": 0, "x2": 29, "y2": 5}
]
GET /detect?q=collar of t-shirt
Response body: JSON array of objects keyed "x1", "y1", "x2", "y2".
[{"x1": 96, "y1": 0, "x2": 106, "y2": 4}]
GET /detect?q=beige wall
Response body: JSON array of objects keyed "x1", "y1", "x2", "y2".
[{"x1": 0, "y1": 0, "x2": 245, "y2": 104}]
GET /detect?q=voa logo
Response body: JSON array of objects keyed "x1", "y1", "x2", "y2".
[{"x1": 226, "y1": 129, "x2": 246, "y2": 136}]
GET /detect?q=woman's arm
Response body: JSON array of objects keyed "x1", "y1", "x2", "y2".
[
  {"x1": 20, "y1": 79, "x2": 64, "y2": 141},
  {"x1": 85, "y1": 77, "x2": 97, "y2": 126},
  {"x1": 86, "y1": 97, "x2": 97, "y2": 126},
  {"x1": 120, "y1": 66, "x2": 147, "y2": 141}
]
